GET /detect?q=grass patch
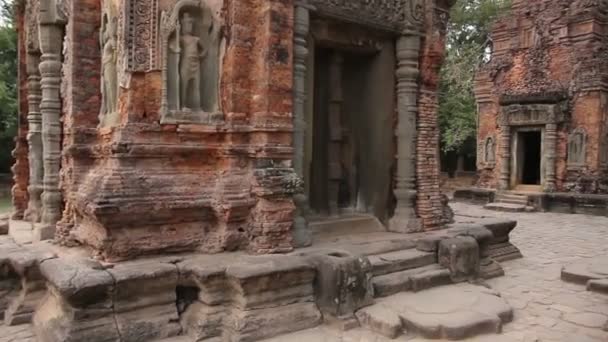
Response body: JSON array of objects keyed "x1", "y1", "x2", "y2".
[{"x1": 0, "y1": 196, "x2": 12, "y2": 214}]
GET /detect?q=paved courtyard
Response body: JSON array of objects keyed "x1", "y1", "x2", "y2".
[{"x1": 2, "y1": 202, "x2": 608, "y2": 341}]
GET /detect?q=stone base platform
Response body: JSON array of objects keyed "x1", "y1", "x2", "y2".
[
  {"x1": 562, "y1": 259, "x2": 608, "y2": 295},
  {"x1": 454, "y1": 188, "x2": 608, "y2": 217},
  {"x1": 0, "y1": 215, "x2": 522, "y2": 341}
]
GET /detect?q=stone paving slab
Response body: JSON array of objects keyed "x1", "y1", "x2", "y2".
[
  {"x1": 561, "y1": 259, "x2": 608, "y2": 285},
  {"x1": 357, "y1": 283, "x2": 513, "y2": 340}
]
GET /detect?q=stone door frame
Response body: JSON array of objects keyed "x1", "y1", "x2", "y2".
[
  {"x1": 497, "y1": 95, "x2": 569, "y2": 192},
  {"x1": 291, "y1": 0, "x2": 426, "y2": 244},
  {"x1": 509, "y1": 126, "x2": 545, "y2": 189}
]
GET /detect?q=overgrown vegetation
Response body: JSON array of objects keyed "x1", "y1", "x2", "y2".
[
  {"x1": 439, "y1": 0, "x2": 511, "y2": 156},
  {"x1": 0, "y1": 0, "x2": 17, "y2": 174}
]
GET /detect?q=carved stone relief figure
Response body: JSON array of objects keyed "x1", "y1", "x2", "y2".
[
  {"x1": 600, "y1": 132, "x2": 608, "y2": 166},
  {"x1": 161, "y1": 0, "x2": 221, "y2": 123},
  {"x1": 568, "y1": 127, "x2": 586, "y2": 166},
  {"x1": 175, "y1": 12, "x2": 206, "y2": 111},
  {"x1": 485, "y1": 136, "x2": 495, "y2": 164},
  {"x1": 100, "y1": 12, "x2": 118, "y2": 125}
]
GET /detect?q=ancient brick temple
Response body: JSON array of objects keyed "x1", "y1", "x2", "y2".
[
  {"x1": 11, "y1": 0, "x2": 456, "y2": 261},
  {"x1": 3, "y1": 2, "x2": 529, "y2": 340},
  {"x1": 475, "y1": 0, "x2": 608, "y2": 194}
]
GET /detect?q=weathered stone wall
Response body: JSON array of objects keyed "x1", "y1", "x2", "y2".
[{"x1": 475, "y1": 0, "x2": 608, "y2": 193}]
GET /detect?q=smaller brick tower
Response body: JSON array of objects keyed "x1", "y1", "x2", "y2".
[{"x1": 475, "y1": 0, "x2": 608, "y2": 194}]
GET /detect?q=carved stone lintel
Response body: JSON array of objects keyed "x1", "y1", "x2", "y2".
[
  {"x1": 292, "y1": 3, "x2": 311, "y2": 247},
  {"x1": 38, "y1": 0, "x2": 65, "y2": 232},
  {"x1": 24, "y1": 53, "x2": 43, "y2": 223},
  {"x1": 308, "y1": 0, "x2": 424, "y2": 33},
  {"x1": 389, "y1": 34, "x2": 422, "y2": 233}
]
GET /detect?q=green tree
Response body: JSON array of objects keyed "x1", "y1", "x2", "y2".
[
  {"x1": 439, "y1": 0, "x2": 510, "y2": 155},
  {"x1": 0, "y1": 0, "x2": 17, "y2": 173}
]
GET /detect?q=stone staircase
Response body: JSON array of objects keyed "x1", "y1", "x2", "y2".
[
  {"x1": 485, "y1": 192, "x2": 535, "y2": 212},
  {"x1": 369, "y1": 248, "x2": 451, "y2": 297}
]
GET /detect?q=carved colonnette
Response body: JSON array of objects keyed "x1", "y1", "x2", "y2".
[
  {"x1": 38, "y1": 1, "x2": 66, "y2": 235},
  {"x1": 24, "y1": 0, "x2": 42, "y2": 223}
]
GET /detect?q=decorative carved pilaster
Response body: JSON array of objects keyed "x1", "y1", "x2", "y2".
[
  {"x1": 24, "y1": 53, "x2": 43, "y2": 222},
  {"x1": 498, "y1": 125, "x2": 511, "y2": 190},
  {"x1": 389, "y1": 33, "x2": 421, "y2": 233},
  {"x1": 38, "y1": 1, "x2": 65, "y2": 230},
  {"x1": 328, "y1": 52, "x2": 343, "y2": 216},
  {"x1": 292, "y1": 1, "x2": 312, "y2": 247},
  {"x1": 544, "y1": 123, "x2": 557, "y2": 192}
]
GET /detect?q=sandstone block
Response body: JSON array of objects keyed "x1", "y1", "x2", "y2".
[
  {"x1": 356, "y1": 304, "x2": 404, "y2": 339},
  {"x1": 438, "y1": 237, "x2": 480, "y2": 282},
  {"x1": 305, "y1": 251, "x2": 374, "y2": 317}
]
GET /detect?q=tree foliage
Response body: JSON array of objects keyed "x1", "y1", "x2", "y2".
[
  {"x1": 439, "y1": 0, "x2": 510, "y2": 154},
  {"x1": 0, "y1": 0, "x2": 17, "y2": 173}
]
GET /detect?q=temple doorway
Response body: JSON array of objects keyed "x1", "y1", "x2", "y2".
[
  {"x1": 305, "y1": 43, "x2": 395, "y2": 222},
  {"x1": 512, "y1": 129, "x2": 543, "y2": 189},
  {"x1": 521, "y1": 131, "x2": 541, "y2": 185}
]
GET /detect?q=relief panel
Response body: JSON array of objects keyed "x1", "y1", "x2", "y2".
[
  {"x1": 160, "y1": 0, "x2": 222, "y2": 124},
  {"x1": 567, "y1": 127, "x2": 587, "y2": 168}
]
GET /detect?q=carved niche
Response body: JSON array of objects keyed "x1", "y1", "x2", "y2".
[
  {"x1": 160, "y1": 0, "x2": 222, "y2": 124},
  {"x1": 568, "y1": 127, "x2": 587, "y2": 167},
  {"x1": 100, "y1": 2, "x2": 119, "y2": 126},
  {"x1": 309, "y1": 0, "x2": 425, "y2": 33},
  {"x1": 484, "y1": 136, "x2": 496, "y2": 166}
]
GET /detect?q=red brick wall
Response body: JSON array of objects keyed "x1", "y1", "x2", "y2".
[
  {"x1": 67, "y1": 0, "x2": 296, "y2": 260},
  {"x1": 416, "y1": 1, "x2": 452, "y2": 230},
  {"x1": 11, "y1": 8, "x2": 29, "y2": 219}
]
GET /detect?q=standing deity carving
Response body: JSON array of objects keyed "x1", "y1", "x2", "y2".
[
  {"x1": 172, "y1": 12, "x2": 207, "y2": 111},
  {"x1": 100, "y1": 12, "x2": 118, "y2": 124},
  {"x1": 161, "y1": 0, "x2": 221, "y2": 122},
  {"x1": 485, "y1": 136, "x2": 496, "y2": 164},
  {"x1": 568, "y1": 127, "x2": 586, "y2": 166}
]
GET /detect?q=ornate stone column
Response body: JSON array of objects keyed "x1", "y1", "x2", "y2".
[
  {"x1": 24, "y1": 52, "x2": 43, "y2": 222},
  {"x1": 38, "y1": 2, "x2": 65, "y2": 236},
  {"x1": 544, "y1": 123, "x2": 557, "y2": 192},
  {"x1": 328, "y1": 52, "x2": 343, "y2": 216},
  {"x1": 389, "y1": 33, "x2": 421, "y2": 232},
  {"x1": 292, "y1": 0, "x2": 313, "y2": 246},
  {"x1": 498, "y1": 124, "x2": 511, "y2": 190}
]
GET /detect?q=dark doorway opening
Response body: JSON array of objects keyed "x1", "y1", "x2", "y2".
[{"x1": 521, "y1": 131, "x2": 541, "y2": 185}]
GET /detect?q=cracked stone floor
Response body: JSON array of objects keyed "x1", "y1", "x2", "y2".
[{"x1": 2, "y1": 202, "x2": 608, "y2": 341}]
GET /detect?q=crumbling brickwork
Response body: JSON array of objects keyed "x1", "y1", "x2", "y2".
[
  {"x1": 15, "y1": 0, "x2": 455, "y2": 261},
  {"x1": 417, "y1": 0, "x2": 455, "y2": 229},
  {"x1": 11, "y1": 7, "x2": 29, "y2": 220},
  {"x1": 475, "y1": 0, "x2": 608, "y2": 194}
]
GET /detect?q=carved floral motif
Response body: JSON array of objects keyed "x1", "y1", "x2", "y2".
[{"x1": 309, "y1": 0, "x2": 424, "y2": 32}]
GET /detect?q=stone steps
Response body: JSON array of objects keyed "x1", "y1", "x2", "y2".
[
  {"x1": 310, "y1": 215, "x2": 385, "y2": 240},
  {"x1": 372, "y1": 264, "x2": 452, "y2": 298},
  {"x1": 368, "y1": 248, "x2": 437, "y2": 277},
  {"x1": 484, "y1": 202, "x2": 534, "y2": 212}
]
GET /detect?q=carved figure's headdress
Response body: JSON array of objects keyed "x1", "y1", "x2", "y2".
[{"x1": 181, "y1": 12, "x2": 194, "y2": 25}]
